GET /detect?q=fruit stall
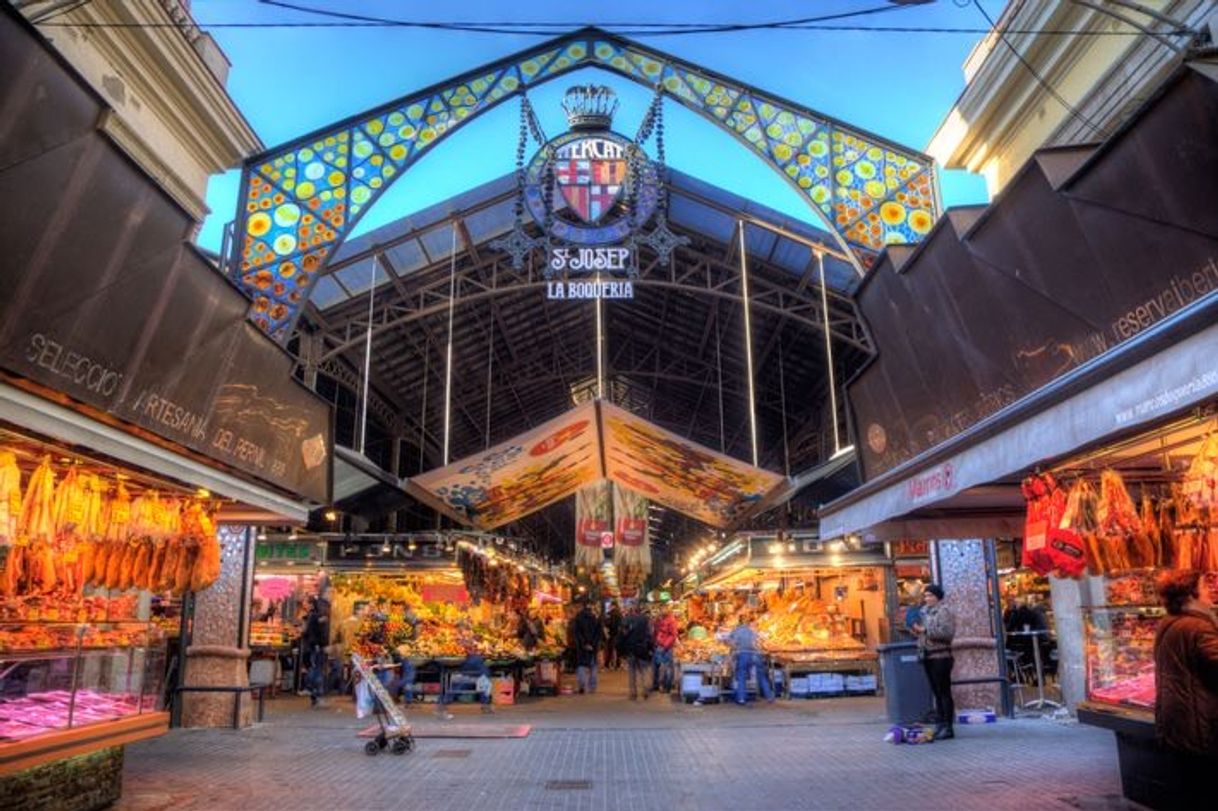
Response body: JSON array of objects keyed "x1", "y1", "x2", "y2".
[{"x1": 314, "y1": 535, "x2": 570, "y2": 703}]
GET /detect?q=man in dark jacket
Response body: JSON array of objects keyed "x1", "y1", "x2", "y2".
[
  {"x1": 604, "y1": 603, "x2": 623, "y2": 671},
  {"x1": 618, "y1": 603, "x2": 653, "y2": 700},
  {"x1": 913, "y1": 584, "x2": 956, "y2": 740},
  {"x1": 572, "y1": 601, "x2": 602, "y2": 694},
  {"x1": 1154, "y1": 569, "x2": 1218, "y2": 801},
  {"x1": 302, "y1": 593, "x2": 331, "y2": 708}
]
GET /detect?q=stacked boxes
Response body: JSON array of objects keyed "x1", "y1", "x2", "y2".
[
  {"x1": 845, "y1": 674, "x2": 878, "y2": 693},
  {"x1": 808, "y1": 673, "x2": 845, "y2": 694}
]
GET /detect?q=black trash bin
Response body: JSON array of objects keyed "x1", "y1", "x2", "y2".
[{"x1": 877, "y1": 641, "x2": 934, "y2": 724}]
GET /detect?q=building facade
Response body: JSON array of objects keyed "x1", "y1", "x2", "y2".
[
  {"x1": 15, "y1": 0, "x2": 260, "y2": 221},
  {"x1": 929, "y1": 0, "x2": 1216, "y2": 197}
]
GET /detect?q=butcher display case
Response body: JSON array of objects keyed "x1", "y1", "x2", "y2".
[
  {"x1": 1082, "y1": 604, "x2": 1161, "y2": 710},
  {"x1": 0, "y1": 621, "x2": 166, "y2": 745}
]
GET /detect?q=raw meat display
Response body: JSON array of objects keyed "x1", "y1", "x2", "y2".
[
  {"x1": 1085, "y1": 605, "x2": 1161, "y2": 710},
  {"x1": 1089, "y1": 671, "x2": 1156, "y2": 709},
  {"x1": 0, "y1": 689, "x2": 148, "y2": 741}
]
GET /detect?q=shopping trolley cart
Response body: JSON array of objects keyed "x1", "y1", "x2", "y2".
[{"x1": 352, "y1": 653, "x2": 416, "y2": 756}]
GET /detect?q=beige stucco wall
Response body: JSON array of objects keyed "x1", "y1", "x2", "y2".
[{"x1": 21, "y1": 0, "x2": 261, "y2": 221}]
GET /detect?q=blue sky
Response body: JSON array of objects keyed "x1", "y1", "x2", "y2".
[{"x1": 193, "y1": 0, "x2": 1004, "y2": 252}]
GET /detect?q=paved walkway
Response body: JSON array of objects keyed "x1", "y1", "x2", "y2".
[{"x1": 117, "y1": 671, "x2": 1135, "y2": 811}]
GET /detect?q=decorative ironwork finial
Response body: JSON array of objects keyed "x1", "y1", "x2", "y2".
[{"x1": 562, "y1": 85, "x2": 618, "y2": 131}]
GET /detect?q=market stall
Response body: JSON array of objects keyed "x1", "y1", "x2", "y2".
[
  {"x1": 681, "y1": 536, "x2": 890, "y2": 700},
  {"x1": 305, "y1": 534, "x2": 569, "y2": 704},
  {"x1": 0, "y1": 422, "x2": 242, "y2": 785}
]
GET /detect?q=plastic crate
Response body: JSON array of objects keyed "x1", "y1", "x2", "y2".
[
  {"x1": 492, "y1": 677, "x2": 515, "y2": 705},
  {"x1": 680, "y1": 674, "x2": 703, "y2": 695},
  {"x1": 808, "y1": 673, "x2": 844, "y2": 694},
  {"x1": 845, "y1": 675, "x2": 878, "y2": 693}
]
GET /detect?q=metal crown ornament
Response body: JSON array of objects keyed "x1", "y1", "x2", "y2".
[{"x1": 562, "y1": 85, "x2": 619, "y2": 131}]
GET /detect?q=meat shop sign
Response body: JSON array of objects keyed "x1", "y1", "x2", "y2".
[{"x1": 520, "y1": 86, "x2": 665, "y2": 301}]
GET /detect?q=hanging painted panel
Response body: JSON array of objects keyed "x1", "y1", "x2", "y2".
[
  {"x1": 406, "y1": 401, "x2": 600, "y2": 530},
  {"x1": 600, "y1": 402, "x2": 784, "y2": 528}
]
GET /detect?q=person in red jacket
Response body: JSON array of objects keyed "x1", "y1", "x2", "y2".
[{"x1": 650, "y1": 603, "x2": 678, "y2": 695}]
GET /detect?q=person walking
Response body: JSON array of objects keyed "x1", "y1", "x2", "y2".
[
  {"x1": 1153, "y1": 570, "x2": 1218, "y2": 804},
  {"x1": 726, "y1": 615, "x2": 773, "y2": 705},
  {"x1": 302, "y1": 593, "x2": 331, "y2": 708},
  {"x1": 618, "y1": 603, "x2": 653, "y2": 700},
  {"x1": 651, "y1": 603, "x2": 678, "y2": 694},
  {"x1": 572, "y1": 600, "x2": 602, "y2": 694},
  {"x1": 912, "y1": 584, "x2": 956, "y2": 740},
  {"x1": 604, "y1": 602, "x2": 623, "y2": 671}
]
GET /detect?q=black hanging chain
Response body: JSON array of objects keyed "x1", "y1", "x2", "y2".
[
  {"x1": 522, "y1": 94, "x2": 547, "y2": 146},
  {"x1": 542, "y1": 160, "x2": 556, "y2": 240},
  {"x1": 512, "y1": 96, "x2": 530, "y2": 226},
  {"x1": 653, "y1": 90, "x2": 668, "y2": 217},
  {"x1": 491, "y1": 93, "x2": 548, "y2": 269}
]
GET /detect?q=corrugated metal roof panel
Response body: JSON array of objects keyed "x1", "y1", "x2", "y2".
[
  {"x1": 334, "y1": 258, "x2": 389, "y2": 297},
  {"x1": 310, "y1": 275, "x2": 346, "y2": 310}
]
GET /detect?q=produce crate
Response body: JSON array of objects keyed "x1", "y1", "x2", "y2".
[
  {"x1": 680, "y1": 674, "x2": 703, "y2": 696},
  {"x1": 492, "y1": 677, "x2": 515, "y2": 706},
  {"x1": 789, "y1": 677, "x2": 811, "y2": 696},
  {"x1": 845, "y1": 675, "x2": 878, "y2": 693},
  {"x1": 808, "y1": 673, "x2": 845, "y2": 694}
]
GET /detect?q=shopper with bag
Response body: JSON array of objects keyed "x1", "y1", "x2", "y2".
[
  {"x1": 618, "y1": 603, "x2": 653, "y2": 700},
  {"x1": 912, "y1": 584, "x2": 956, "y2": 740}
]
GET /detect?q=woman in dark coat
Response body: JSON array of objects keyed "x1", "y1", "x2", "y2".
[{"x1": 1154, "y1": 570, "x2": 1218, "y2": 768}]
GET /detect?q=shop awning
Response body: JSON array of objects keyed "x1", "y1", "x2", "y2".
[
  {"x1": 819, "y1": 55, "x2": 1218, "y2": 541},
  {"x1": 405, "y1": 400, "x2": 785, "y2": 530},
  {"x1": 0, "y1": 382, "x2": 312, "y2": 523},
  {"x1": 845, "y1": 56, "x2": 1218, "y2": 484},
  {"x1": 0, "y1": 9, "x2": 332, "y2": 507},
  {"x1": 820, "y1": 299, "x2": 1218, "y2": 541}
]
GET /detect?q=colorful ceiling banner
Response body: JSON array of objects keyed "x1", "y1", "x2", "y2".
[
  {"x1": 613, "y1": 483, "x2": 651, "y2": 585},
  {"x1": 600, "y1": 402, "x2": 785, "y2": 528},
  {"x1": 407, "y1": 401, "x2": 786, "y2": 530},
  {"x1": 405, "y1": 402, "x2": 600, "y2": 529},
  {"x1": 574, "y1": 481, "x2": 611, "y2": 570}
]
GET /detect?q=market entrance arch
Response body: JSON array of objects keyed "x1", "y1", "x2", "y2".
[{"x1": 225, "y1": 27, "x2": 939, "y2": 341}]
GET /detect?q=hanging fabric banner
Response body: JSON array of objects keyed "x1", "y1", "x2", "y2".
[
  {"x1": 612, "y1": 483, "x2": 651, "y2": 588},
  {"x1": 407, "y1": 402, "x2": 599, "y2": 529},
  {"x1": 574, "y1": 481, "x2": 611, "y2": 570},
  {"x1": 600, "y1": 402, "x2": 785, "y2": 528}
]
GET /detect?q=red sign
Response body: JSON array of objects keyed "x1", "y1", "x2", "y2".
[
  {"x1": 904, "y1": 463, "x2": 956, "y2": 504},
  {"x1": 600, "y1": 531, "x2": 615, "y2": 549},
  {"x1": 529, "y1": 420, "x2": 590, "y2": 456},
  {"x1": 892, "y1": 539, "x2": 929, "y2": 558}
]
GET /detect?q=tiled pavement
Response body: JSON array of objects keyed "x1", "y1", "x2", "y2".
[{"x1": 117, "y1": 671, "x2": 1135, "y2": 811}]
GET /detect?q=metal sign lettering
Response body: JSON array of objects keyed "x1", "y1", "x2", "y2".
[{"x1": 521, "y1": 86, "x2": 664, "y2": 301}]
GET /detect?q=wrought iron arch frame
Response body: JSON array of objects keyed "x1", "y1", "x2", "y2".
[{"x1": 229, "y1": 27, "x2": 940, "y2": 341}]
